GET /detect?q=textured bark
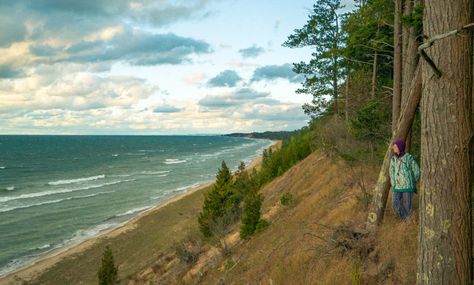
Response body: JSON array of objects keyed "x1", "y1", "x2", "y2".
[
  {"x1": 333, "y1": 74, "x2": 339, "y2": 114},
  {"x1": 402, "y1": 0, "x2": 421, "y2": 152},
  {"x1": 416, "y1": 0, "x2": 473, "y2": 284},
  {"x1": 401, "y1": 0, "x2": 412, "y2": 74},
  {"x1": 392, "y1": 0, "x2": 403, "y2": 131},
  {"x1": 371, "y1": 51, "x2": 378, "y2": 99},
  {"x1": 366, "y1": 64, "x2": 422, "y2": 230},
  {"x1": 345, "y1": 71, "x2": 350, "y2": 123},
  {"x1": 402, "y1": 0, "x2": 420, "y2": 105}
]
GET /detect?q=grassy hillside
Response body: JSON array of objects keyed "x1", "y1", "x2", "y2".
[{"x1": 132, "y1": 151, "x2": 419, "y2": 284}]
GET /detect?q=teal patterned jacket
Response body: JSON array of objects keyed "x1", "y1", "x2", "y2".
[{"x1": 389, "y1": 153, "x2": 420, "y2": 192}]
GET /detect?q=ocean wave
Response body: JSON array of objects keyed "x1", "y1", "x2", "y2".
[
  {"x1": 174, "y1": 183, "x2": 202, "y2": 192},
  {"x1": 31, "y1": 244, "x2": 51, "y2": 250},
  {"x1": 0, "y1": 166, "x2": 5, "y2": 169},
  {"x1": 65, "y1": 222, "x2": 122, "y2": 248},
  {"x1": 48, "y1": 174, "x2": 105, "y2": 186},
  {"x1": 141, "y1": 170, "x2": 170, "y2": 175},
  {"x1": 0, "y1": 220, "x2": 124, "y2": 276},
  {"x1": 164, "y1": 159, "x2": 187, "y2": 165},
  {"x1": 112, "y1": 154, "x2": 119, "y2": 157},
  {"x1": 5, "y1": 186, "x2": 15, "y2": 191},
  {"x1": 115, "y1": 206, "x2": 152, "y2": 217},
  {"x1": 0, "y1": 180, "x2": 134, "y2": 203},
  {"x1": 0, "y1": 191, "x2": 114, "y2": 213}
]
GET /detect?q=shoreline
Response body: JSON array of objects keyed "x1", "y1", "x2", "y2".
[{"x1": 0, "y1": 140, "x2": 278, "y2": 284}]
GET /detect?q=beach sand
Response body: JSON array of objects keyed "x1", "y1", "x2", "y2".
[{"x1": 0, "y1": 141, "x2": 278, "y2": 285}]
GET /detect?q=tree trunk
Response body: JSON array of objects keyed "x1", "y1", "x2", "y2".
[
  {"x1": 402, "y1": 0, "x2": 420, "y2": 152},
  {"x1": 345, "y1": 70, "x2": 350, "y2": 123},
  {"x1": 333, "y1": 72, "x2": 339, "y2": 115},
  {"x1": 401, "y1": 0, "x2": 413, "y2": 78},
  {"x1": 392, "y1": 0, "x2": 403, "y2": 131},
  {"x1": 366, "y1": 63, "x2": 422, "y2": 230},
  {"x1": 371, "y1": 51, "x2": 378, "y2": 99},
  {"x1": 416, "y1": 0, "x2": 473, "y2": 283}
]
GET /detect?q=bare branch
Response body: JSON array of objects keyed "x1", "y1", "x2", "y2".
[{"x1": 418, "y1": 22, "x2": 474, "y2": 78}]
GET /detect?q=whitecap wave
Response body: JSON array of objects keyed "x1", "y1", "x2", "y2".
[
  {"x1": 174, "y1": 183, "x2": 201, "y2": 192},
  {"x1": 164, "y1": 159, "x2": 186, "y2": 165},
  {"x1": 0, "y1": 179, "x2": 134, "y2": 203},
  {"x1": 115, "y1": 206, "x2": 152, "y2": 217},
  {"x1": 112, "y1": 154, "x2": 119, "y2": 157},
  {"x1": 48, "y1": 174, "x2": 105, "y2": 186},
  {"x1": 32, "y1": 244, "x2": 51, "y2": 250},
  {"x1": 0, "y1": 191, "x2": 114, "y2": 213},
  {"x1": 5, "y1": 186, "x2": 15, "y2": 191},
  {"x1": 141, "y1": 170, "x2": 170, "y2": 175},
  {"x1": 0, "y1": 166, "x2": 5, "y2": 169}
]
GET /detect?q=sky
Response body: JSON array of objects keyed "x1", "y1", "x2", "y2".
[{"x1": 0, "y1": 0, "x2": 356, "y2": 135}]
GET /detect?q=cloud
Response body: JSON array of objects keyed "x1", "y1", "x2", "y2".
[
  {"x1": 233, "y1": 88, "x2": 269, "y2": 100},
  {"x1": 198, "y1": 95, "x2": 242, "y2": 108},
  {"x1": 153, "y1": 104, "x2": 184, "y2": 113},
  {"x1": 0, "y1": 71, "x2": 157, "y2": 112},
  {"x1": 0, "y1": 65, "x2": 23, "y2": 78},
  {"x1": 207, "y1": 70, "x2": 242, "y2": 87},
  {"x1": 29, "y1": 30, "x2": 212, "y2": 65},
  {"x1": 0, "y1": 12, "x2": 27, "y2": 47},
  {"x1": 0, "y1": 1, "x2": 214, "y2": 67},
  {"x1": 238, "y1": 45, "x2": 265, "y2": 58},
  {"x1": 251, "y1": 63, "x2": 302, "y2": 83},
  {"x1": 198, "y1": 87, "x2": 269, "y2": 109}
]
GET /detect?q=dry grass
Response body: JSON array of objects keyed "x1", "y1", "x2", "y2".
[{"x1": 197, "y1": 151, "x2": 418, "y2": 285}]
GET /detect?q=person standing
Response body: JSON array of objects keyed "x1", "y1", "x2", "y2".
[{"x1": 389, "y1": 139, "x2": 420, "y2": 221}]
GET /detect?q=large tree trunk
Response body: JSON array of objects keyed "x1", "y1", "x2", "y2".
[
  {"x1": 416, "y1": 0, "x2": 473, "y2": 284},
  {"x1": 392, "y1": 0, "x2": 403, "y2": 131},
  {"x1": 366, "y1": 64, "x2": 422, "y2": 230}
]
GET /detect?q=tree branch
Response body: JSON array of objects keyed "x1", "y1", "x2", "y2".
[{"x1": 418, "y1": 22, "x2": 474, "y2": 78}]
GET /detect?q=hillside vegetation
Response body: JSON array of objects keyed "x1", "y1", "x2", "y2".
[{"x1": 131, "y1": 149, "x2": 418, "y2": 284}]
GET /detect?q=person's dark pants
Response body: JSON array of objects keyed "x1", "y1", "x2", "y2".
[{"x1": 392, "y1": 192, "x2": 413, "y2": 220}]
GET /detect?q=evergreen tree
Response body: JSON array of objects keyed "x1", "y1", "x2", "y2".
[
  {"x1": 283, "y1": 0, "x2": 346, "y2": 116},
  {"x1": 240, "y1": 191, "x2": 263, "y2": 239},
  {"x1": 198, "y1": 161, "x2": 234, "y2": 237},
  {"x1": 97, "y1": 245, "x2": 118, "y2": 285}
]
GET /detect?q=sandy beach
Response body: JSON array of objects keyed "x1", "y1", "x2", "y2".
[{"x1": 0, "y1": 140, "x2": 277, "y2": 285}]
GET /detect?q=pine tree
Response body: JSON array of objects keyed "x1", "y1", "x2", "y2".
[
  {"x1": 240, "y1": 191, "x2": 263, "y2": 239},
  {"x1": 198, "y1": 161, "x2": 234, "y2": 237},
  {"x1": 283, "y1": 0, "x2": 346, "y2": 116},
  {"x1": 97, "y1": 245, "x2": 118, "y2": 285}
]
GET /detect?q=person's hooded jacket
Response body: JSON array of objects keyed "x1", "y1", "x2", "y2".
[{"x1": 389, "y1": 140, "x2": 420, "y2": 192}]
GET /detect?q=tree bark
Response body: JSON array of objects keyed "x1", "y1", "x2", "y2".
[
  {"x1": 416, "y1": 0, "x2": 473, "y2": 284},
  {"x1": 402, "y1": 0, "x2": 421, "y2": 152},
  {"x1": 366, "y1": 63, "x2": 422, "y2": 231},
  {"x1": 333, "y1": 71, "x2": 339, "y2": 115},
  {"x1": 392, "y1": 0, "x2": 403, "y2": 131},
  {"x1": 371, "y1": 51, "x2": 378, "y2": 99},
  {"x1": 345, "y1": 70, "x2": 350, "y2": 123}
]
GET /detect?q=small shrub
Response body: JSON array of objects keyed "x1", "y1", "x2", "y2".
[
  {"x1": 280, "y1": 193, "x2": 295, "y2": 206},
  {"x1": 225, "y1": 259, "x2": 235, "y2": 271},
  {"x1": 98, "y1": 245, "x2": 118, "y2": 285},
  {"x1": 255, "y1": 219, "x2": 270, "y2": 233},
  {"x1": 173, "y1": 238, "x2": 201, "y2": 265}
]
